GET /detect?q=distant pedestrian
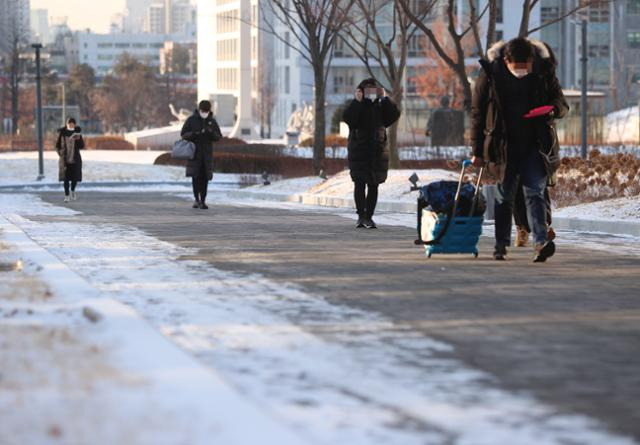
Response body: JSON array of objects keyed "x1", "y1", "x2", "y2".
[
  {"x1": 425, "y1": 96, "x2": 464, "y2": 146},
  {"x1": 471, "y1": 37, "x2": 568, "y2": 262},
  {"x1": 180, "y1": 100, "x2": 222, "y2": 209},
  {"x1": 55, "y1": 117, "x2": 84, "y2": 203},
  {"x1": 342, "y1": 78, "x2": 401, "y2": 229}
]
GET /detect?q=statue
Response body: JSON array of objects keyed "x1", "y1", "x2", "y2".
[
  {"x1": 286, "y1": 102, "x2": 315, "y2": 141},
  {"x1": 169, "y1": 104, "x2": 192, "y2": 126}
]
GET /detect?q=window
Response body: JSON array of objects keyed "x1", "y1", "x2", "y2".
[
  {"x1": 217, "y1": 38, "x2": 237, "y2": 61},
  {"x1": 628, "y1": 31, "x2": 640, "y2": 48},
  {"x1": 115, "y1": 43, "x2": 130, "y2": 48},
  {"x1": 285, "y1": 66, "x2": 290, "y2": 94},
  {"x1": 284, "y1": 32, "x2": 290, "y2": 59},
  {"x1": 97, "y1": 42, "x2": 113, "y2": 48},
  {"x1": 496, "y1": 0, "x2": 503, "y2": 24},
  {"x1": 629, "y1": 0, "x2": 640, "y2": 14}
]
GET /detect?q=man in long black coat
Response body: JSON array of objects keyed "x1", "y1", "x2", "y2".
[
  {"x1": 181, "y1": 100, "x2": 222, "y2": 209},
  {"x1": 471, "y1": 37, "x2": 568, "y2": 262},
  {"x1": 342, "y1": 78, "x2": 401, "y2": 229}
]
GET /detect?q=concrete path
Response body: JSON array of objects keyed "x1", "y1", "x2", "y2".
[{"x1": 34, "y1": 191, "x2": 640, "y2": 441}]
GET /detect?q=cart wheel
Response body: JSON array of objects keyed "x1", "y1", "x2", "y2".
[
  {"x1": 427, "y1": 252, "x2": 432, "y2": 258},
  {"x1": 473, "y1": 252, "x2": 479, "y2": 258}
]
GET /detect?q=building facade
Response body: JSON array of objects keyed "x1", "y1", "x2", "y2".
[
  {"x1": 0, "y1": 0, "x2": 31, "y2": 55},
  {"x1": 77, "y1": 31, "x2": 172, "y2": 75}
]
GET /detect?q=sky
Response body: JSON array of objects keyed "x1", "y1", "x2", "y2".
[{"x1": 31, "y1": 0, "x2": 127, "y2": 34}]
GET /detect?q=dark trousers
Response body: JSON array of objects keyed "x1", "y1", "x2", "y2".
[
  {"x1": 63, "y1": 179, "x2": 77, "y2": 195},
  {"x1": 354, "y1": 181, "x2": 378, "y2": 218},
  {"x1": 495, "y1": 150, "x2": 548, "y2": 247},
  {"x1": 192, "y1": 165, "x2": 209, "y2": 203},
  {"x1": 514, "y1": 182, "x2": 552, "y2": 232}
]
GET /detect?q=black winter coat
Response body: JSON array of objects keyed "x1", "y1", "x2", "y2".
[
  {"x1": 342, "y1": 97, "x2": 401, "y2": 184},
  {"x1": 471, "y1": 39, "x2": 569, "y2": 185},
  {"x1": 55, "y1": 126, "x2": 84, "y2": 182},
  {"x1": 181, "y1": 110, "x2": 222, "y2": 180}
]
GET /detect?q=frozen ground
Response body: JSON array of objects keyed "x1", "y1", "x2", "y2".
[
  {"x1": 0, "y1": 212, "x2": 302, "y2": 445},
  {"x1": 0, "y1": 150, "x2": 183, "y2": 185},
  {"x1": 246, "y1": 169, "x2": 458, "y2": 204},
  {"x1": 244, "y1": 172, "x2": 640, "y2": 224},
  {"x1": 1, "y1": 193, "x2": 638, "y2": 444},
  {"x1": 555, "y1": 196, "x2": 640, "y2": 222}
]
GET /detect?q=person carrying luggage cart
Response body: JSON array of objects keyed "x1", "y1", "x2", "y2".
[{"x1": 470, "y1": 37, "x2": 569, "y2": 262}]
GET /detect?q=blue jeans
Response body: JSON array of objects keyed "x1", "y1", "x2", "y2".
[{"x1": 495, "y1": 150, "x2": 549, "y2": 247}]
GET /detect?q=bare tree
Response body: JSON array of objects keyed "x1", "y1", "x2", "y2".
[
  {"x1": 340, "y1": 0, "x2": 433, "y2": 167},
  {"x1": 398, "y1": 0, "x2": 483, "y2": 112},
  {"x1": 260, "y1": 0, "x2": 355, "y2": 175},
  {"x1": 399, "y1": 0, "x2": 607, "y2": 113}
]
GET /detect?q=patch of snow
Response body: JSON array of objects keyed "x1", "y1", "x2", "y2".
[
  {"x1": 0, "y1": 215, "x2": 304, "y2": 445},
  {"x1": 244, "y1": 170, "x2": 458, "y2": 204},
  {"x1": 3, "y1": 194, "x2": 637, "y2": 444},
  {"x1": 555, "y1": 196, "x2": 640, "y2": 222}
]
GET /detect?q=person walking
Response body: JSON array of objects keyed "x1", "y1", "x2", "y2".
[
  {"x1": 471, "y1": 37, "x2": 568, "y2": 262},
  {"x1": 55, "y1": 117, "x2": 84, "y2": 203},
  {"x1": 342, "y1": 78, "x2": 401, "y2": 229},
  {"x1": 180, "y1": 100, "x2": 222, "y2": 209}
]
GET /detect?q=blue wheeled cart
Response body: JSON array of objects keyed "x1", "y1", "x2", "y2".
[{"x1": 414, "y1": 160, "x2": 485, "y2": 258}]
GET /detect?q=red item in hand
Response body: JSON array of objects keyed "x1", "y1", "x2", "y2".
[{"x1": 523, "y1": 105, "x2": 554, "y2": 119}]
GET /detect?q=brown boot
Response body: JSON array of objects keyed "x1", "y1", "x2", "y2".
[
  {"x1": 547, "y1": 226, "x2": 556, "y2": 242},
  {"x1": 515, "y1": 225, "x2": 530, "y2": 247}
]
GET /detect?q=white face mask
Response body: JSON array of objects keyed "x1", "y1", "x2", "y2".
[
  {"x1": 367, "y1": 93, "x2": 378, "y2": 101},
  {"x1": 66, "y1": 125, "x2": 75, "y2": 131},
  {"x1": 509, "y1": 68, "x2": 530, "y2": 79},
  {"x1": 199, "y1": 111, "x2": 209, "y2": 119}
]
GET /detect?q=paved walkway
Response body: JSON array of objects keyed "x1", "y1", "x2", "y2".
[{"x1": 35, "y1": 191, "x2": 640, "y2": 441}]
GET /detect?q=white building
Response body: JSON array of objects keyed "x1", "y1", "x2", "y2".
[
  {"x1": 0, "y1": 0, "x2": 31, "y2": 54},
  {"x1": 30, "y1": 8, "x2": 51, "y2": 45},
  {"x1": 144, "y1": 0, "x2": 196, "y2": 35},
  {"x1": 77, "y1": 31, "x2": 171, "y2": 75},
  {"x1": 197, "y1": 0, "x2": 260, "y2": 130}
]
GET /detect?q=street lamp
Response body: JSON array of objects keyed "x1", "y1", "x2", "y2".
[{"x1": 32, "y1": 43, "x2": 45, "y2": 181}]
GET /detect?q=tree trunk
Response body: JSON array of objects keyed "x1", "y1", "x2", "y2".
[
  {"x1": 312, "y1": 68, "x2": 326, "y2": 175},
  {"x1": 519, "y1": 0, "x2": 532, "y2": 37}
]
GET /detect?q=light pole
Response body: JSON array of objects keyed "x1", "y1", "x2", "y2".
[
  {"x1": 580, "y1": 19, "x2": 588, "y2": 159},
  {"x1": 32, "y1": 43, "x2": 45, "y2": 180},
  {"x1": 60, "y1": 83, "x2": 66, "y2": 126}
]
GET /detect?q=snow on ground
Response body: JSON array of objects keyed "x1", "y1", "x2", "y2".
[
  {"x1": 556, "y1": 196, "x2": 640, "y2": 222},
  {"x1": 0, "y1": 211, "x2": 303, "y2": 445},
  {"x1": 0, "y1": 150, "x2": 252, "y2": 188},
  {"x1": 606, "y1": 106, "x2": 639, "y2": 144},
  {"x1": 3, "y1": 193, "x2": 637, "y2": 444},
  {"x1": 0, "y1": 150, "x2": 183, "y2": 185},
  {"x1": 246, "y1": 169, "x2": 458, "y2": 204}
]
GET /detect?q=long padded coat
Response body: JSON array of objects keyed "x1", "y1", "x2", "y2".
[
  {"x1": 180, "y1": 110, "x2": 222, "y2": 180},
  {"x1": 342, "y1": 97, "x2": 401, "y2": 184},
  {"x1": 470, "y1": 39, "x2": 569, "y2": 184},
  {"x1": 55, "y1": 126, "x2": 84, "y2": 182}
]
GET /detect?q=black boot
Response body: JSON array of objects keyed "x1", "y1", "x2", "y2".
[
  {"x1": 355, "y1": 216, "x2": 366, "y2": 228},
  {"x1": 364, "y1": 217, "x2": 377, "y2": 229},
  {"x1": 192, "y1": 199, "x2": 200, "y2": 208},
  {"x1": 493, "y1": 245, "x2": 507, "y2": 260},
  {"x1": 533, "y1": 240, "x2": 555, "y2": 263}
]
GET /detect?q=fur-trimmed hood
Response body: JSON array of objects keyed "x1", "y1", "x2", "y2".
[{"x1": 481, "y1": 38, "x2": 558, "y2": 76}]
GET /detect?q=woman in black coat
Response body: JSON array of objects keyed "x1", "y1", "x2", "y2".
[
  {"x1": 180, "y1": 100, "x2": 222, "y2": 209},
  {"x1": 55, "y1": 117, "x2": 84, "y2": 202},
  {"x1": 342, "y1": 78, "x2": 401, "y2": 228}
]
